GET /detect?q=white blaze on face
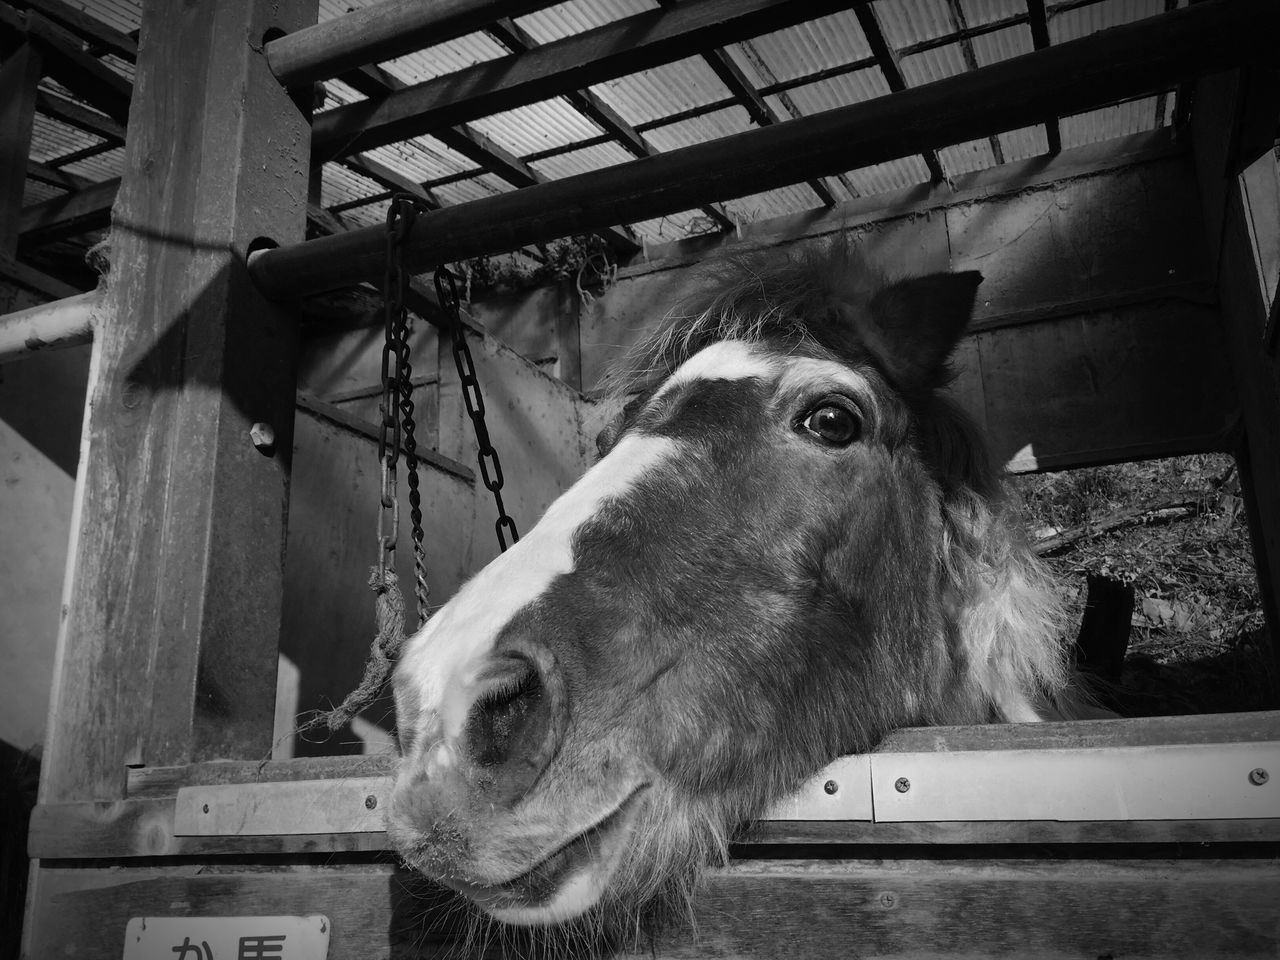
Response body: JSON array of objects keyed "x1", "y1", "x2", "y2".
[
  {"x1": 651, "y1": 340, "x2": 778, "y2": 399},
  {"x1": 395, "y1": 432, "x2": 679, "y2": 755}
]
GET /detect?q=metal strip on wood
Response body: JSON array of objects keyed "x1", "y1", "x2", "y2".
[
  {"x1": 870, "y1": 742, "x2": 1280, "y2": 823},
  {"x1": 174, "y1": 777, "x2": 390, "y2": 836}
]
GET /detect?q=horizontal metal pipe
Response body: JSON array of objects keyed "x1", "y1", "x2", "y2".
[
  {"x1": 265, "y1": 0, "x2": 561, "y2": 88},
  {"x1": 0, "y1": 290, "x2": 98, "y2": 363},
  {"x1": 250, "y1": 0, "x2": 1274, "y2": 300}
]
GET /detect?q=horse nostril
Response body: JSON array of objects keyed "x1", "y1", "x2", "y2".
[{"x1": 466, "y1": 659, "x2": 546, "y2": 768}]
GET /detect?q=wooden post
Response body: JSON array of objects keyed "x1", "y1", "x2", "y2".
[
  {"x1": 37, "y1": 0, "x2": 317, "y2": 806},
  {"x1": 0, "y1": 35, "x2": 43, "y2": 256},
  {"x1": 1191, "y1": 68, "x2": 1280, "y2": 669}
]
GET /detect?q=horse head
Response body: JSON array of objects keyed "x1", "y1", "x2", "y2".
[{"x1": 387, "y1": 244, "x2": 1068, "y2": 933}]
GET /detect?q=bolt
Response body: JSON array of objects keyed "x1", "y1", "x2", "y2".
[
  {"x1": 202, "y1": 803, "x2": 209, "y2": 814},
  {"x1": 1249, "y1": 768, "x2": 1269, "y2": 786},
  {"x1": 879, "y1": 892, "x2": 896, "y2": 908},
  {"x1": 365, "y1": 794, "x2": 378, "y2": 809},
  {"x1": 895, "y1": 777, "x2": 911, "y2": 794},
  {"x1": 250, "y1": 422, "x2": 276, "y2": 455},
  {"x1": 823, "y1": 780, "x2": 839, "y2": 795}
]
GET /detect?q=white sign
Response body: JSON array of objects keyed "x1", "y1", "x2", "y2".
[{"x1": 123, "y1": 916, "x2": 329, "y2": 960}]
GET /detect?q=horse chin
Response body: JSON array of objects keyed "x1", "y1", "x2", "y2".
[{"x1": 438, "y1": 784, "x2": 651, "y2": 927}]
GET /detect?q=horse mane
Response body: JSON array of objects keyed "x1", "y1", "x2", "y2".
[{"x1": 608, "y1": 240, "x2": 1070, "y2": 723}]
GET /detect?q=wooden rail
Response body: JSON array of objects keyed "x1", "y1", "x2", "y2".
[{"x1": 249, "y1": 0, "x2": 1277, "y2": 299}]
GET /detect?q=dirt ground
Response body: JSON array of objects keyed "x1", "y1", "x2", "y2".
[{"x1": 1010, "y1": 453, "x2": 1278, "y2": 716}]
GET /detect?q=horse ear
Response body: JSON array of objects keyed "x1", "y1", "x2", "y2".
[{"x1": 859, "y1": 271, "x2": 983, "y2": 392}]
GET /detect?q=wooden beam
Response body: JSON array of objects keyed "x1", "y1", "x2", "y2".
[
  {"x1": 943, "y1": 0, "x2": 1005, "y2": 165},
  {"x1": 8, "y1": 0, "x2": 137, "y2": 62},
  {"x1": 11, "y1": 9, "x2": 132, "y2": 125},
  {"x1": 1026, "y1": 0, "x2": 1063, "y2": 154},
  {"x1": 34, "y1": 88, "x2": 125, "y2": 142},
  {"x1": 853, "y1": 3, "x2": 947, "y2": 184},
  {"x1": 252, "y1": 0, "x2": 1277, "y2": 298},
  {"x1": 1191, "y1": 69, "x2": 1280, "y2": 672},
  {"x1": 699, "y1": 44, "x2": 836, "y2": 208},
  {"x1": 36, "y1": 0, "x2": 317, "y2": 806},
  {"x1": 0, "y1": 288, "x2": 97, "y2": 362},
  {"x1": 1, "y1": 38, "x2": 42, "y2": 255},
  {"x1": 18, "y1": 176, "x2": 119, "y2": 247},
  {"x1": 265, "y1": 0, "x2": 563, "y2": 88},
  {"x1": 26, "y1": 158, "x2": 93, "y2": 191},
  {"x1": 309, "y1": 0, "x2": 854, "y2": 159}
]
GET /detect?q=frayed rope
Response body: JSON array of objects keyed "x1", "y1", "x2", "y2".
[{"x1": 295, "y1": 566, "x2": 407, "y2": 737}]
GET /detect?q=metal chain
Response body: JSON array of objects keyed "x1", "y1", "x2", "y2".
[
  {"x1": 380, "y1": 197, "x2": 429, "y2": 626},
  {"x1": 434, "y1": 266, "x2": 519, "y2": 551}
]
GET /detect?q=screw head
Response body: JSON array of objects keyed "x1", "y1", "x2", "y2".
[
  {"x1": 1249, "y1": 768, "x2": 1269, "y2": 786},
  {"x1": 894, "y1": 777, "x2": 911, "y2": 794},
  {"x1": 879, "y1": 892, "x2": 897, "y2": 908},
  {"x1": 201, "y1": 803, "x2": 209, "y2": 814},
  {"x1": 823, "y1": 779, "x2": 839, "y2": 795},
  {"x1": 365, "y1": 794, "x2": 378, "y2": 810}
]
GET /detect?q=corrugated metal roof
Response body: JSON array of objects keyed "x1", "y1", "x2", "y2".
[
  {"x1": 19, "y1": 0, "x2": 1191, "y2": 258},
  {"x1": 591, "y1": 56, "x2": 735, "y2": 126},
  {"x1": 514, "y1": 0, "x2": 658, "y2": 42}
]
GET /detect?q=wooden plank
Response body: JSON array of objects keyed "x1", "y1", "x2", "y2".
[
  {"x1": 30, "y1": 796, "x2": 1280, "y2": 860},
  {"x1": 25, "y1": 865, "x2": 420, "y2": 960},
  {"x1": 308, "y1": 0, "x2": 855, "y2": 159},
  {"x1": 674, "y1": 859, "x2": 1280, "y2": 959},
  {"x1": 256, "y1": 0, "x2": 1278, "y2": 297},
  {"x1": 266, "y1": 0, "x2": 563, "y2": 87},
  {"x1": 22, "y1": 859, "x2": 1280, "y2": 958},
  {"x1": 1, "y1": 39, "x2": 42, "y2": 256},
  {"x1": 36, "y1": 0, "x2": 318, "y2": 805},
  {"x1": 0, "y1": 288, "x2": 96, "y2": 362}
]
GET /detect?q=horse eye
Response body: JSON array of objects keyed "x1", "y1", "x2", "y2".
[{"x1": 800, "y1": 403, "x2": 861, "y2": 446}]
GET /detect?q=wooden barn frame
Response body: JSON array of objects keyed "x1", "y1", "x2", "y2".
[{"x1": 3, "y1": 0, "x2": 1279, "y2": 956}]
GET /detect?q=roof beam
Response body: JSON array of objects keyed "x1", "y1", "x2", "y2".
[
  {"x1": 310, "y1": 0, "x2": 853, "y2": 159},
  {"x1": 334, "y1": 58, "x2": 640, "y2": 256},
  {"x1": 26, "y1": 158, "x2": 93, "y2": 190},
  {"x1": 7, "y1": 0, "x2": 137, "y2": 62},
  {"x1": 18, "y1": 176, "x2": 118, "y2": 247},
  {"x1": 852, "y1": 3, "x2": 947, "y2": 184},
  {"x1": 266, "y1": 0, "x2": 565, "y2": 88},
  {"x1": 249, "y1": 0, "x2": 1277, "y2": 298},
  {"x1": 943, "y1": 0, "x2": 1005, "y2": 165},
  {"x1": 1026, "y1": 0, "x2": 1063, "y2": 154},
  {"x1": 35, "y1": 88, "x2": 125, "y2": 142},
  {"x1": 0, "y1": 8, "x2": 131, "y2": 124}
]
